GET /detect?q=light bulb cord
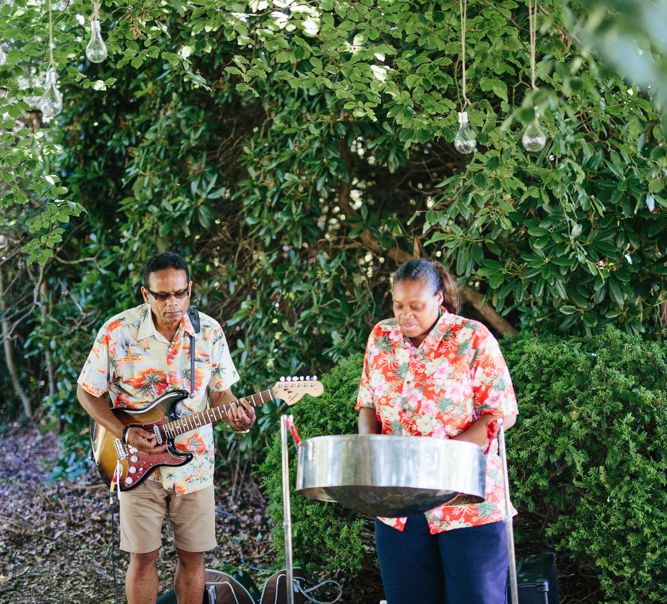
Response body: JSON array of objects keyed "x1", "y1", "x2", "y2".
[
  {"x1": 459, "y1": 0, "x2": 468, "y2": 110},
  {"x1": 528, "y1": 0, "x2": 538, "y2": 90},
  {"x1": 47, "y1": 0, "x2": 54, "y2": 67}
]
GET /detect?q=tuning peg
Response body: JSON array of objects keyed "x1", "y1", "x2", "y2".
[
  {"x1": 280, "y1": 377, "x2": 285, "y2": 382},
  {"x1": 312, "y1": 375, "x2": 317, "y2": 380},
  {"x1": 299, "y1": 376, "x2": 304, "y2": 381}
]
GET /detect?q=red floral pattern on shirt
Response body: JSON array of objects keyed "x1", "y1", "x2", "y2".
[{"x1": 356, "y1": 309, "x2": 518, "y2": 534}]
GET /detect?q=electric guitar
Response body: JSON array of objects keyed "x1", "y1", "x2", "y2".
[{"x1": 91, "y1": 376, "x2": 323, "y2": 491}]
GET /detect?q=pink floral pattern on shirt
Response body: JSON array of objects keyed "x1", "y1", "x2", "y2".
[
  {"x1": 355, "y1": 309, "x2": 518, "y2": 534},
  {"x1": 78, "y1": 304, "x2": 239, "y2": 495}
]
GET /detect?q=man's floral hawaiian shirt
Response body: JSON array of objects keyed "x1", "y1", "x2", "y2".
[
  {"x1": 78, "y1": 303, "x2": 239, "y2": 495},
  {"x1": 356, "y1": 309, "x2": 518, "y2": 534}
]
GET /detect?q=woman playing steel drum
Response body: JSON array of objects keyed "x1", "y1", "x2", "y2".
[{"x1": 357, "y1": 259, "x2": 518, "y2": 604}]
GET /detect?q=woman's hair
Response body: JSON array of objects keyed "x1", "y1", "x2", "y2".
[{"x1": 393, "y1": 259, "x2": 460, "y2": 314}]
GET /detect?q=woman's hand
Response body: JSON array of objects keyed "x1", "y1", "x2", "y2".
[{"x1": 358, "y1": 408, "x2": 380, "y2": 434}]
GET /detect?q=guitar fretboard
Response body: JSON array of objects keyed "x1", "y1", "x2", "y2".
[{"x1": 162, "y1": 389, "x2": 275, "y2": 438}]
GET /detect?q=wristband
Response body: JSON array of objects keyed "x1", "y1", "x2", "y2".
[{"x1": 122, "y1": 425, "x2": 132, "y2": 445}]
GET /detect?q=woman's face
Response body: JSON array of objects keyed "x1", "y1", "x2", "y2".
[{"x1": 392, "y1": 278, "x2": 443, "y2": 345}]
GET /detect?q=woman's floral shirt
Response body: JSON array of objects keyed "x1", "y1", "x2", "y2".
[
  {"x1": 78, "y1": 303, "x2": 239, "y2": 495},
  {"x1": 356, "y1": 309, "x2": 518, "y2": 533}
]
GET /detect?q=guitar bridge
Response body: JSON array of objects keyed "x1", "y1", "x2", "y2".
[
  {"x1": 153, "y1": 425, "x2": 163, "y2": 445},
  {"x1": 114, "y1": 438, "x2": 128, "y2": 460}
]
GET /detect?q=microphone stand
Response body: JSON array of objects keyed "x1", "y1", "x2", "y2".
[
  {"x1": 498, "y1": 419, "x2": 519, "y2": 604},
  {"x1": 280, "y1": 415, "x2": 296, "y2": 604}
]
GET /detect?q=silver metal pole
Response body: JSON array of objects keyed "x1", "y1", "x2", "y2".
[
  {"x1": 280, "y1": 415, "x2": 295, "y2": 604},
  {"x1": 498, "y1": 419, "x2": 519, "y2": 604}
]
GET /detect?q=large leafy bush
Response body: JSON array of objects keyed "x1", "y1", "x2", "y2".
[
  {"x1": 504, "y1": 328, "x2": 666, "y2": 602},
  {"x1": 259, "y1": 329, "x2": 667, "y2": 603}
]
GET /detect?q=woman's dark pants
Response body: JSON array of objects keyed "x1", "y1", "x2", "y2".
[{"x1": 375, "y1": 515, "x2": 508, "y2": 604}]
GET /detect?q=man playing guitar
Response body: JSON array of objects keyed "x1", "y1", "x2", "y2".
[{"x1": 77, "y1": 251, "x2": 255, "y2": 604}]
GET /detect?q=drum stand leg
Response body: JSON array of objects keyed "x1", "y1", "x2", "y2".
[
  {"x1": 498, "y1": 419, "x2": 519, "y2": 604},
  {"x1": 280, "y1": 415, "x2": 296, "y2": 604}
]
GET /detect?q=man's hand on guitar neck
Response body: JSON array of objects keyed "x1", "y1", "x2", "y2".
[
  {"x1": 210, "y1": 389, "x2": 256, "y2": 432},
  {"x1": 124, "y1": 426, "x2": 168, "y2": 455}
]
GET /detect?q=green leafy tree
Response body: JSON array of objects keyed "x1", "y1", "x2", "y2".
[{"x1": 0, "y1": 2, "x2": 664, "y2": 436}]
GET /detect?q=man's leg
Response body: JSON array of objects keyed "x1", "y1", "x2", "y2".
[
  {"x1": 168, "y1": 485, "x2": 216, "y2": 603},
  {"x1": 126, "y1": 549, "x2": 160, "y2": 604},
  {"x1": 175, "y1": 548, "x2": 206, "y2": 604},
  {"x1": 120, "y1": 481, "x2": 168, "y2": 604}
]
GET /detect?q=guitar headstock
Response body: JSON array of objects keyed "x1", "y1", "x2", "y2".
[{"x1": 273, "y1": 376, "x2": 324, "y2": 406}]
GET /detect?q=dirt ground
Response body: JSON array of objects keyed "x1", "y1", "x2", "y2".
[{"x1": 0, "y1": 429, "x2": 382, "y2": 604}]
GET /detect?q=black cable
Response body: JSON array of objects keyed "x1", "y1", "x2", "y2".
[{"x1": 110, "y1": 493, "x2": 120, "y2": 604}]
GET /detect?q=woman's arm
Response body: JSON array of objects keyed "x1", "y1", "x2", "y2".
[
  {"x1": 451, "y1": 413, "x2": 517, "y2": 447},
  {"x1": 358, "y1": 407, "x2": 380, "y2": 435}
]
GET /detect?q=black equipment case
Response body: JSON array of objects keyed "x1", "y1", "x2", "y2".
[{"x1": 510, "y1": 552, "x2": 560, "y2": 604}]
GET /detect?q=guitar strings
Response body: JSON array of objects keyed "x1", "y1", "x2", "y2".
[{"x1": 162, "y1": 389, "x2": 276, "y2": 438}]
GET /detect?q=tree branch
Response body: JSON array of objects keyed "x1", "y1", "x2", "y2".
[
  {"x1": 0, "y1": 265, "x2": 32, "y2": 416},
  {"x1": 357, "y1": 231, "x2": 518, "y2": 335}
]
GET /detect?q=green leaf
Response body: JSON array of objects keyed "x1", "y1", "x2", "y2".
[{"x1": 608, "y1": 278, "x2": 625, "y2": 306}]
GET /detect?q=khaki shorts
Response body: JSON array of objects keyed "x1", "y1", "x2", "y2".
[{"x1": 119, "y1": 481, "x2": 216, "y2": 553}]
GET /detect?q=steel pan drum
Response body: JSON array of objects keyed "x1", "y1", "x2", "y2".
[{"x1": 295, "y1": 434, "x2": 486, "y2": 517}]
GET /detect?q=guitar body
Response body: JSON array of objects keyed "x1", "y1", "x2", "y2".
[{"x1": 91, "y1": 389, "x2": 192, "y2": 491}]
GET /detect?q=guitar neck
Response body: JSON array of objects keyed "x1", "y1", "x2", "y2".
[{"x1": 164, "y1": 389, "x2": 275, "y2": 437}]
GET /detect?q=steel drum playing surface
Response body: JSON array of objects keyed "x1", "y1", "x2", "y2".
[{"x1": 295, "y1": 434, "x2": 486, "y2": 517}]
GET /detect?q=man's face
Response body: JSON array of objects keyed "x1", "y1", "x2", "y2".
[{"x1": 141, "y1": 268, "x2": 191, "y2": 330}]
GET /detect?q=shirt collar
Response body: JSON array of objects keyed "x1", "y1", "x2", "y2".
[
  {"x1": 423, "y1": 307, "x2": 451, "y2": 349},
  {"x1": 137, "y1": 304, "x2": 195, "y2": 341},
  {"x1": 181, "y1": 310, "x2": 195, "y2": 337}
]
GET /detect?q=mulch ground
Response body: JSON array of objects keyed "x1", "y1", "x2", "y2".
[
  {"x1": 2, "y1": 428, "x2": 594, "y2": 603},
  {"x1": 0, "y1": 428, "x2": 383, "y2": 604}
]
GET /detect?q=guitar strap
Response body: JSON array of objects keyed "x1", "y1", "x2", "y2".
[{"x1": 187, "y1": 307, "x2": 201, "y2": 398}]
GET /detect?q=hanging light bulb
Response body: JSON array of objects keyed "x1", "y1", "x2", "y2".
[
  {"x1": 0, "y1": 46, "x2": 6, "y2": 66},
  {"x1": 522, "y1": 110, "x2": 547, "y2": 153},
  {"x1": 454, "y1": 111, "x2": 476, "y2": 154},
  {"x1": 86, "y1": 19, "x2": 108, "y2": 63},
  {"x1": 40, "y1": 67, "x2": 63, "y2": 119},
  {"x1": 521, "y1": 0, "x2": 548, "y2": 153},
  {"x1": 454, "y1": 1, "x2": 475, "y2": 155}
]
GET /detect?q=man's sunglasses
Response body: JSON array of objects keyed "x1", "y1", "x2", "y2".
[{"x1": 145, "y1": 286, "x2": 190, "y2": 302}]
